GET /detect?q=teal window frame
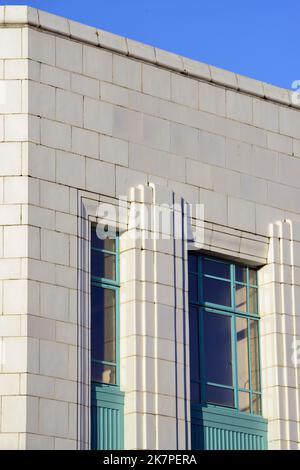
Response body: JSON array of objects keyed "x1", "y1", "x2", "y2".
[
  {"x1": 90, "y1": 225, "x2": 124, "y2": 450},
  {"x1": 91, "y1": 226, "x2": 120, "y2": 387},
  {"x1": 189, "y1": 254, "x2": 263, "y2": 417}
]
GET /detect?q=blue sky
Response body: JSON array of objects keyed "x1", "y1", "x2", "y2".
[{"x1": 2, "y1": 0, "x2": 299, "y2": 89}]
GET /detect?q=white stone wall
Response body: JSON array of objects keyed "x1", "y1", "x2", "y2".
[
  {"x1": 0, "y1": 5, "x2": 300, "y2": 449},
  {"x1": 0, "y1": 21, "x2": 35, "y2": 450}
]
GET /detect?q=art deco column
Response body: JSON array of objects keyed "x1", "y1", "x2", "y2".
[
  {"x1": 259, "y1": 220, "x2": 300, "y2": 449},
  {"x1": 119, "y1": 184, "x2": 190, "y2": 449}
]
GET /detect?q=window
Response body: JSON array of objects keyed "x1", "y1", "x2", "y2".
[
  {"x1": 91, "y1": 225, "x2": 119, "y2": 386},
  {"x1": 90, "y1": 225, "x2": 124, "y2": 450},
  {"x1": 188, "y1": 254, "x2": 262, "y2": 415}
]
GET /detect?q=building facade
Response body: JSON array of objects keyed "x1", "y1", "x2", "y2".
[{"x1": 0, "y1": 5, "x2": 300, "y2": 450}]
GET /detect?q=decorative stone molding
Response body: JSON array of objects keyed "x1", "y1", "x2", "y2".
[{"x1": 189, "y1": 219, "x2": 269, "y2": 266}]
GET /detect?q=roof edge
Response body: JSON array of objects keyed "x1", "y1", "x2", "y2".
[{"x1": 1, "y1": 5, "x2": 299, "y2": 109}]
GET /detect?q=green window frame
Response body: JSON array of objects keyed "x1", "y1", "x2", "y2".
[
  {"x1": 90, "y1": 224, "x2": 124, "y2": 450},
  {"x1": 188, "y1": 254, "x2": 262, "y2": 416},
  {"x1": 91, "y1": 224, "x2": 120, "y2": 387}
]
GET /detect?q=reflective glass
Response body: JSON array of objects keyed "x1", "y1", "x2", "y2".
[
  {"x1": 203, "y1": 277, "x2": 231, "y2": 306},
  {"x1": 190, "y1": 382, "x2": 201, "y2": 403},
  {"x1": 250, "y1": 320, "x2": 260, "y2": 391},
  {"x1": 202, "y1": 258, "x2": 230, "y2": 279},
  {"x1": 188, "y1": 255, "x2": 198, "y2": 273},
  {"x1": 91, "y1": 227, "x2": 116, "y2": 252},
  {"x1": 187, "y1": 254, "x2": 262, "y2": 417},
  {"x1": 206, "y1": 384, "x2": 234, "y2": 407},
  {"x1": 252, "y1": 393, "x2": 262, "y2": 415},
  {"x1": 249, "y1": 287, "x2": 258, "y2": 314},
  {"x1": 204, "y1": 311, "x2": 233, "y2": 386},
  {"x1": 239, "y1": 391, "x2": 250, "y2": 413},
  {"x1": 235, "y1": 283, "x2": 247, "y2": 312},
  {"x1": 91, "y1": 362, "x2": 116, "y2": 384},
  {"x1": 91, "y1": 250, "x2": 116, "y2": 280},
  {"x1": 236, "y1": 265, "x2": 247, "y2": 283},
  {"x1": 189, "y1": 306, "x2": 200, "y2": 382},
  {"x1": 249, "y1": 269, "x2": 257, "y2": 286},
  {"x1": 236, "y1": 317, "x2": 250, "y2": 389},
  {"x1": 188, "y1": 273, "x2": 198, "y2": 302},
  {"x1": 91, "y1": 286, "x2": 116, "y2": 364}
]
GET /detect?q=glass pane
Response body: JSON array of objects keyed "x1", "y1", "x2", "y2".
[
  {"x1": 203, "y1": 277, "x2": 231, "y2": 307},
  {"x1": 103, "y1": 252, "x2": 116, "y2": 280},
  {"x1": 202, "y1": 258, "x2": 230, "y2": 279},
  {"x1": 188, "y1": 273, "x2": 198, "y2": 302},
  {"x1": 249, "y1": 287, "x2": 258, "y2": 314},
  {"x1": 236, "y1": 265, "x2": 247, "y2": 283},
  {"x1": 91, "y1": 227, "x2": 116, "y2": 252},
  {"x1": 249, "y1": 269, "x2": 257, "y2": 286},
  {"x1": 239, "y1": 391, "x2": 250, "y2": 413},
  {"x1": 250, "y1": 320, "x2": 261, "y2": 391},
  {"x1": 188, "y1": 255, "x2": 198, "y2": 273},
  {"x1": 91, "y1": 362, "x2": 116, "y2": 384},
  {"x1": 235, "y1": 283, "x2": 247, "y2": 312},
  {"x1": 204, "y1": 311, "x2": 233, "y2": 386},
  {"x1": 91, "y1": 249, "x2": 102, "y2": 278},
  {"x1": 236, "y1": 317, "x2": 250, "y2": 389},
  {"x1": 206, "y1": 384, "x2": 234, "y2": 407},
  {"x1": 91, "y1": 249, "x2": 116, "y2": 280},
  {"x1": 91, "y1": 286, "x2": 116, "y2": 363},
  {"x1": 252, "y1": 394, "x2": 262, "y2": 415},
  {"x1": 190, "y1": 382, "x2": 201, "y2": 403},
  {"x1": 189, "y1": 306, "x2": 200, "y2": 382}
]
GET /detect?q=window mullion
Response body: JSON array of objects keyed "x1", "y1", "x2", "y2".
[
  {"x1": 115, "y1": 235, "x2": 120, "y2": 285},
  {"x1": 199, "y1": 307, "x2": 205, "y2": 404},
  {"x1": 198, "y1": 254, "x2": 202, "y2": 304},
  {"x1": 257, "y1": 321, "x2": 263, "y2": 413},
  {"x1": 115, "y1": 236, "x2": 120, "y2": 385},
  {"x1": 246, "y1": 267, "x2": 250, "y2": 314},
  {"x1": 247, "y1": 318, "x2": 253, "y2": 414},
  {"x1": 198, "y1": 257, "x2": 206, "y2": 403},
  {"x1": 116, "y1": 287, "x2": 120, "y2": 386},
  {"x1": 231, "y1": 263, "x2": 239, "y2": 411}
]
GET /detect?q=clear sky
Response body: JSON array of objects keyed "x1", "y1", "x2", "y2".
[{"x1": 2, "y1": 0, "x2": 299, "y2": 89}]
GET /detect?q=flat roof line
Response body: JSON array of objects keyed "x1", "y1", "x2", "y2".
[{"x1": 0, "y1": 5, "x2": 298, "y2": 109}]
